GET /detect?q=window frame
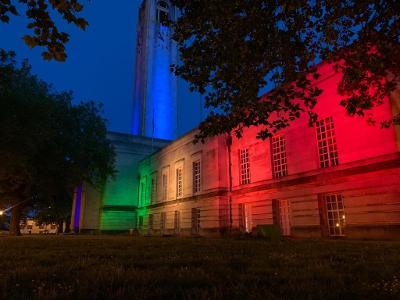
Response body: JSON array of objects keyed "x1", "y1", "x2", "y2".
[
  {"x1": 191, "y1": 207, "x2": 200, "y2": 235},
  {"x1": 174, "y1": 210, "x2": 180, "y2": 234},
  {"x1": 156, "y1": 0, "x2": 170, "y2": 25},
  {"x1": 139, "y1": 176, "x2": 147, "y2": 207},
  {"x1": 192, "y1": 159, "x2": 201, "y2": 194},
  {"x1": 160, "y1": 212, "x2": 166, "y2": 233},
  {"x1": 325, "y1": 194, "x2": 346, "y2": 237},
  {"x1": 315, "y1": 116, "x2": 339, "y2": 168},
  {"x1": 148, "y1": 214, "x2": 154, "y2": 232},
  {"x1": 161, "y1": 167, "x2": 169, "y2": 202},
  {"x1": 239, "y1": 148, "x2": 251, "y2": 185},
  {"x1": 271, "y1": 135, "x2": 288, "y2": 179},
  {"x1": 150, "y1": 172, "x2": 157, "y2": 204}
]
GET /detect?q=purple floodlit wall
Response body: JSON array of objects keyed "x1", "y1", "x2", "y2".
[{"x1": 74, "y1": 183, "x2": 83, "y2": 232}]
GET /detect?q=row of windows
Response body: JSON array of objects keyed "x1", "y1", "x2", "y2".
[
  {"x1": 250, "y1": 193, "x2": 345, "y2": 237},
  {"x1": 140, "y1": 116, "x2": 339, "y2": 206},
  {"x1": 239, "y1": 116, "x2": 339, "y2": 185},
  {"x1": 139, "y1": 159, "x2": 202, "y2": 206},
  {"x1": 137, "y1": 208, "x2": 201, "y2": 234},
  {"x1": 137, "y1": 193, "x2": 346, "y2": 237}
]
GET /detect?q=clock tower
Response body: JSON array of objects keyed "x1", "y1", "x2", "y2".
[{"x1": 132, "y1": 0, "x2": 177, "y2": 140}]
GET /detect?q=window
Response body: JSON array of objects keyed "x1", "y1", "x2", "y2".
[
  {"x1": 239, "y1": 148, "x2": 251, "y2": 185},
  {"x1": 316, "y1": 116, "x2": 339, "y2": 168},
  {"x1": 148, "y1": 214, "x2": 154, "y2": 231},
  {"x1": 140, "y1": 180, "x2": 146, "y2": 207},
  {"x1": 174, "y1": 210, "x2": 180, "y2": 233},
  {"x1": 238, "y1": 203, "x2": 252, "y2": 233},
  {"x1": 192, "y1": 160, "x2": 201, "y2": 194},
  {"x1": 176, "y1": 167, "x2": 183, "y2": 198},
  {"x1": 138, "y1": 216, "x2": 144, "y2": 229},
  {"x1": 191, "y1": 208, "x2": 200, "y2": 235},
  {"x1": 151, "y1": 175, "x2": 157, "y2": 204},
  {"x1": 160, "y1": 212, "x2": 166, "y2": 233},
  {"x1": 162, "y1": 173, "x2": 168, "y2": 201},
  {"x1": 325, "y1": 194, "x2": 346, "y2": 236},
  {"x1": 272, "y1": 199, "x2": 291, "y2": 236},
  {"x1": 271, "y1": 135, "x2": 288, "y2": 178},
  {"x1": 156, "y1": 1, "x2": 169, "y2": 25}
]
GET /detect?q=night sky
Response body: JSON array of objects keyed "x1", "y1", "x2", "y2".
[{"x1": 0, "y1": 1, "x2": 201, "y2": 135}]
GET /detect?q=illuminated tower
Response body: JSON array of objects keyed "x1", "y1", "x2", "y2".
[{"x1": 132, "y1": 0, "x2": 177, "y2": 140}]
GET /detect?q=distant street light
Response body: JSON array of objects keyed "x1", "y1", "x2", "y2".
[{"x1": 0, "y1": 210, "x2": 4, "y2": 216}]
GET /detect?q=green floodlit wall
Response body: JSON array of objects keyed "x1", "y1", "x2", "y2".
[
  {"x1": 100, "y1": 150, "x2": 139, "y2": 231},
  {"x1": 136, "y1": 156, "x2": 156, "y2": 225},
  {"x1": 98, "y1": 134, "x2": 169, "y2": 232}
]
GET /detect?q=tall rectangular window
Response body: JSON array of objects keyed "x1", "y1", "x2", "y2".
[
  {"x1": 192, "y1": 160, "x2": 201, "y2": 194},
  {"x1": 191, "y1": 208, "x2": 200, "y2": 235},
  {"x1": 138, "y1": 216, "x2": 143, "y2": 229},
  {"x1": 148, "y1": 214, "x2": 154, "y2": 231},
  {"x1": 174, "y1": 210, "x2": 180, "y2": 233},
  {"x1": 140, "y1": 178, "x2": 146, "y2": 207},
  {"x1": 160, "y1": 212, "x2": 166, "y2": 233},
  {"x1": 272, "y1": 199, "x2": 291, "y2": 236},
  {"x1": 162, "y1": 173, "x2": 168, "y2": 201},
  {"x1": 176, "y1": 167, "x2": 183, "y2": 198},
  {"x1": 325, "y1": 194, "x2": 346, "y2": 236},
  {"x1": 271, "y1": 136, "x2": 288, "y2": 179},
  {"x1": 151, "y1": 175, "x2": 157, "y2": 204},
  {"x1": 239, "y1": 148, "x2": 251, "y2": 185},
  {"x1": 238, "y1": 203, "x2": 252, "y2": 233},
  {"x1": 316, "y1": 116, "x2": 339, "y2": 168}
]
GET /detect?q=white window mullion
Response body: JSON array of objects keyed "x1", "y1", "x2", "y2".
[{"x1": 239, "y1": 148, "x2": 251, "y2": 185}]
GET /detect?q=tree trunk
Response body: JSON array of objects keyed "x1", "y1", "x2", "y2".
[{"x1": 10, "y1": 205, "x2": 22, "y2": 236}]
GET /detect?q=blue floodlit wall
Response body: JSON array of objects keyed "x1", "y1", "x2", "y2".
[
  {"x1": 145, "y1": 25, "x2": 175, "y2": 139},
  {"x1": 132, "y1": 1, "x2": 177, "y2": 140}
]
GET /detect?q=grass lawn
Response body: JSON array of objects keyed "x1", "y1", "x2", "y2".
[{"x1": 0, "y1": 236, "x2": 399, "y2": 299}]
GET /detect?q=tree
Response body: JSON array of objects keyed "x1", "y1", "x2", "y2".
[
  {"x1": 171, "y1": 0, "x2": 400, "y2": 142},
  {"x1": 0, "y1": 0, "x2": 88, "y2": 61},
  {"x1": 0, "y1": 50, "x2": 115, "y2": 235}
]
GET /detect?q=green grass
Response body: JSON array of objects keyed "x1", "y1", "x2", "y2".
[{"x1": 0, "y1": 236, "x2": 399, "y2": 299}]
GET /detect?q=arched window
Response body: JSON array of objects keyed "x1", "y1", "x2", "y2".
[{"x1": 157, "y1": 1, "x2": 169, "y2": 25}]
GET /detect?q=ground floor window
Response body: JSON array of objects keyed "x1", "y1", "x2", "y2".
[
  {"x1": 272, "y1": 199, "x2": 291, "y2": 236},
  {"x1": 191, "y1": 208, "x2": 200, "y2": 235},
  {"x1": 160, "y1": 212, "x2": 166, "y2": 233},
  {"x1": 238, "y1": 203, "x2": 252, "y2": 233},
  {"x1": 148, "y1": 214, "x2": 154, "y2": 232},
  {"x1": 174, "y1": 210, "x2": 180, "y2": 233},
  {"x1": 138, "y1": 216, "x2": 143, "y2": 229},
  {"x1": 325, "y1": 194, "x2": 346, "y2": 236}
]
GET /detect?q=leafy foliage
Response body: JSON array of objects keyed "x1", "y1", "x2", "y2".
[
  {"x1": 0, "y1": 0, "x2": 88, "y2": 61},
  {"x1": 171, "y1": 0, "x2": 400, "y2": 141},
  {"x1": 0, "y1": 50, "x2": 115, "y2": 233}
]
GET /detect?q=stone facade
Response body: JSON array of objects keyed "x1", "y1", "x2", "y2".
[
  {"x1": 137, "y1": 64, "x2": 400, "y2": 239},
  {"x1": 71, "y1": 132, "x2": 169, "y2": 233}
]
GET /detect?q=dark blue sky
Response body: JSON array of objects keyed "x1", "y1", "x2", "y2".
[{"x1": 0, "y1": 1, "x2": 143, "y2": 133}]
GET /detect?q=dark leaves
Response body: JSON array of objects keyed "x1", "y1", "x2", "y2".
[
  {"x1": 1, "y1": 0, "x2": 88, "y2": 61},
  {"x1": 0, "y1": 57, "x2": 115, "y2": 217},
  {"x1": 171, "y1": 0, "x2": 400, "y2": 142}
]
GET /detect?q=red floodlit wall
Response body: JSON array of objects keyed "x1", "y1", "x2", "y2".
[
  {"x1": 136, "y1": 63, "x2": 400, "y2": 238},
  {"x1": 230, "y1": 64, "x2": 398, "y2": 188}
]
